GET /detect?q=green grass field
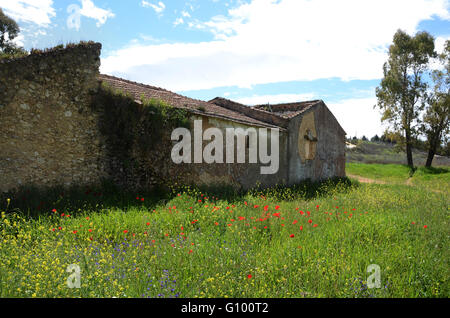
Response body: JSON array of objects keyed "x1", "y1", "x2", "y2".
[{"x1": 0, "y1": 164, "x2": 448, "y2": 298}]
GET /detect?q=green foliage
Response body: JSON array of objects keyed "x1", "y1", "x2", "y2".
[
  {"x1": 375, "y1": 29, "x2": 436, "y2": 167},
  {"x1": 421, "y1": 39, "x2": 450, "y2": 167},
  {"x1": 0, "y1": 8, "x2": 19, "y2": 52},
  {"x1": 94, "y1": 82, "x2": 189, "y2": 155},
  {"x1": 0, "y1": 8, "x2": 27, "y2": 59}
]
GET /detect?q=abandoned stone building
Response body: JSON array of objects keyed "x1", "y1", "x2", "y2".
[{"x1": 0, "y1": 42, "x2": 346, "y2": 193}]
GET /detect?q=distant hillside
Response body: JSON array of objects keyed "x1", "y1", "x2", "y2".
[{"x1": 346, "y1": 140, "x2": 450, "y2": 166}]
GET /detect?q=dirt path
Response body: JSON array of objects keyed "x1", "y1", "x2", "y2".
[
  {"x1": 347, "y1": 174, "x2": 444, "y2": 194},
  {"x1": 405, "y1": 177, "x2": 413, "y2": 186},
  {"x1": 346, "y1": 174, "x2": 387, "y2": 184}
]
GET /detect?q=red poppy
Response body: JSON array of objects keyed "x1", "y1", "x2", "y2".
[
  {"x1": 254, "y1": 205, "x2": 259, "y2": 208},
  {"x1": 275, "y1": 205, "x2": 280, "y2": 210},
  {"x1": 264, "y1": 205, "x2": 269, "y2": 211},
  {"x1": 88, "y1": 229, "x2": 93, "y2": 232},
  {"x1": 146, "y1": 222, "x2": 150, "y2": 226},
  {"x1": 51, "y1": 228, "x2": 55, "y2": 232},
  {"x1": 313, "y1": 224, "x2": 318, "y2": 228},
  {"x1": 123, "y1": 230, "x2": 128, "y2": 234},
  {"x1": 136, "y1": 196, "x2": 139, "y2": 200},
  {"x1": 293, "y1": 220, "x2": 298, "y2": 225},
  {"x1": 247, "y1": 274, "x2": 252, "y2": 279},
  {"x1": 215, "y1": 222, "x2": 219, "y2": 226},
  {"x1": 52, "y1": 209, "x2": 57, "y2": 213},
  {"x1": 308, "y1": 219, "x2": 312, "y2": 224},
  {"x1": 411, "y1": 222, "x2": 416, "y2": 225},
  {"x1": 188, "y1": 249, "x2": 193, "y2": 254},
  {"x1": 141, "y1": 198, "x2": 144, "y2": 202},
  {"x1": 72, "y1": 230, "x2": 77, "y2": 234},
  {"x1": 290, "y1": 234, "x2": 295, "y2": 238},
  {"x1": 423, "y1": 225, "x2": 428, "y2": 229},
  {"x1": 300, "y1": 225, "x2": 303, "y2": 231}
]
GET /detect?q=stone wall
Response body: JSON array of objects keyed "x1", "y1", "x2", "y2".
[
  {"x1": 0, "y1": 43, "x2": 108, "y2": 192},
  {"x1": 0, "y1": 43, "x2": 290, "y2": 193}
]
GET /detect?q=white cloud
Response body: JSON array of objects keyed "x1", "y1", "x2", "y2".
[
  {"x1": 173, "y1": 17, "x2": 184, "y2": 26},
  {"x1": 101, "y1": 0, "x2": 450, "y2": 91},
  {"x1": 181, "y1": 10, "x2": 191, "y2": 18},
  {"x1": 79, "y1": 0, "x2": 115, "y2": 27},
  {"x1": 0, "y1": 0, "x2": 56, "y2": 27},
  {"x1": 327, "y1": 97, "x2": 387, "y2": 138},
  {"x1": 67, "y1": 0, "x2": 115, "y2": 30},
  {"x1": 141, "y1": 1, "x2": 166, "y2": 14},
  {"x1": 235, "y1": 93, "x2": 316, "y2": 105}
]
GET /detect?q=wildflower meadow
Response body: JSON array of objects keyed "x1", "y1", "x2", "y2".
[{"x1": 0, "y1": 164, "x2": 448, "y2": 298}]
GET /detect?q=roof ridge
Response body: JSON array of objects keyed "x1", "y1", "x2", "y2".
[
  {"x1": 99, "y1": 73, "x2": 169, "y2": 93},
  {"x1": 253, "y1": 100, "x2": 322, "y2": 110},
  {"x1": 209, "y1": 97, "x2": 290, "y2": 128}
]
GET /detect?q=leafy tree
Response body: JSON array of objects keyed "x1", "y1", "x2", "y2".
[
  {"x1": 421, "y1": 40, "x2": 450, "y2": 167},
  {"x1": 0, "y1": 8, "x2": 26, "y2": 57},
  {"x1": 371, "y1": 135, "x2": 380, "y2": 142},
  {"x1": 361, "y1": 135, "x2": 368, "y2": 141},
  {"x1": 376, "y1": 30, "x2": 436, "y2": 167}
]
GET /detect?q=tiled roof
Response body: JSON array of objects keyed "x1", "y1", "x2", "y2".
[
  {"x1": 209, "y1": 97, "x2": 290, "y2": 128},
  {"x1": 98, "y1": 74, "x2": 284, "y2": 130},
  {"x1": 252, "y1": 100, "x2": 322, "y2": 119}
]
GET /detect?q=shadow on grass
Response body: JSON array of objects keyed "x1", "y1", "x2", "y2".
[
  {"x1": 417, "y1": 166, "x2": 449, "y2": 175},
  {"x1": 0, "y1": 180, "x2": 170, "y2": 219},
  {"x1": 1, "y1": 177, "x2": 357, "y2": 219}
]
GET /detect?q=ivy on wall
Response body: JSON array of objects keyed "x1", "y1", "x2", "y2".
[{"x1": 93, "y1": 82, "x2": 190, "y2": 155}]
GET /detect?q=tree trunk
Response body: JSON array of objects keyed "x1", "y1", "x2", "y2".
[
  {"x1": 405, "y1": 130, "x2": 414, "y2": 167},
  {"x1": 425, "y1": 148, "x2": 435, "y2": 168},
  {"x1": 425, "y1": 136, "x2": 438, "y2": 168}
]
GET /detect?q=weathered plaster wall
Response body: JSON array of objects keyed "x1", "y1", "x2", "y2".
[
  {"x1": 186, "y1": 116, "x2": 289, "y2": 190},
  {"x1": 287, "y1": 102, "x2": 346, "y2": 184}
]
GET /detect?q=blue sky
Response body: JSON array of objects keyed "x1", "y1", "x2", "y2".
[{"x1": 1, "y1": 0, "x2": 449, "y2": 138}]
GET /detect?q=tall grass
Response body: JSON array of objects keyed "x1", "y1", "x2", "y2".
[{"x1": 0, "y1": 167, "x2": 448, "y2": 298}]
